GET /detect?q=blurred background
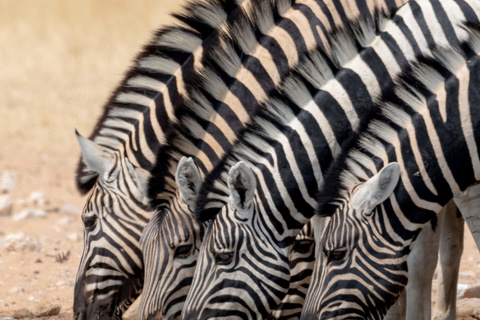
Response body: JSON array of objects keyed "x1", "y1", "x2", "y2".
[
  {"x1": 0, "y1": 1, "x2": 183, "y2": 318},
  {"x1": 0, "y1": 1, "x2": 479, "y2": 319}
]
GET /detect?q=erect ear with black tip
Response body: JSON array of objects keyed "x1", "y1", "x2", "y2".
[
  {"x1": 74, "y1": 128, "x2": 115, "y2": 177},
  {"x1": 125, "y1": 158, "x2": 150, "y2": 197},
  {"x1": 175, "y1": 157, "x2": 202, "y2": 208},
  {"x1": 228, "y1": 161, "x2": 257, "y2": 211},
  {"x1": 351, "y1": 162, "x2": 400, "y2": 214}
]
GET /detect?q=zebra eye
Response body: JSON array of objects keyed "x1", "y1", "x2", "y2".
[
  {"x1": 174, "y1": 245, "x2": 193, "y2": 260},
  {"x1": 82, "y1": 215, "x2": 97, "y2": 231},
  {"x1": 293, "y1": 240, "x2": 314, "y2": 254},
  {"x1": 215, "y1": 252, "x2": 233, "y2": 265},
  {"x1": 323, "y1": 248, "x2": 347, "y2": 264}
]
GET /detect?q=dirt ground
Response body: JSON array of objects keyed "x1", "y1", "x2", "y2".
[
  {"x1": 0, "y1": 157, "x2": 479, "y2": 319},
  {"x1": 0, "y1": 1, "x2": 479, "y2": 319}
]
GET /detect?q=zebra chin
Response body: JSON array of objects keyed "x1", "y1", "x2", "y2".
[
  {"x1": 73, "y1": 307, "x2": 122, "y2": 320},
  {"x1": 73, "y1": 294, "x2": 124, "y2": 320}
]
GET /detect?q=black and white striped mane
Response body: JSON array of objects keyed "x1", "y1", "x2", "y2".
[
  {"x1": 75, "y1": 0, "x2": 256, "y2": 194},
  {"x1": 192, "y1": 12, "x2": 397, "y2": 223},
  {"x1": 316, "y1": 24, "x2": 480, "y2": 217},
  {"x1": 146, "y1": 3, "x2": 399, "y2": 215}
]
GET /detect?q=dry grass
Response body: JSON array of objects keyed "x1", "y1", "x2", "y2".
[{"x1": 0, "y1": 0, "x2": 184, "y2": 162}]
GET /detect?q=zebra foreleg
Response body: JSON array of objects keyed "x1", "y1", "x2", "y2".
[
  {"x1": 433, "y1": 200, "x2": 464, "y2": 320},
  {"x1": 405, "y1": 206, "x2": 443, "y2": 320}
]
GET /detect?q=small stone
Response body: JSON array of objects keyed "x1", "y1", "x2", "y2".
[
  {"x1": 35, "y1": 258, "x2": 42, "y2": 263},
  {"x1": 12, "y1": 308, "x2": 34, "y2": 319},
  {"x1": 9, "y1": 287, "x2": 24, "y2": 294},
  {"x1": 458, "y1": 283, "x2": 469, "y2": 298},
  {"x1": 37, "y1": 305, "x2": 61, "y2": 317},
  {"x1": 58, "y1": 216, "x2": 72, "y2": 225},
  {"x1": 28, "y1": 296, "x2": 34, "y2": 301},
  {"x1": 67, "y1": 232, "x2": 81, "y2": 242},
  {"x1": 0, "y1": 171, "x2": 17, "y2": 193},
  {"x1": 55, "y1": 281, "x2": 65, "y2": 287},
  {"x1": 12, "y1": 209, "x2": 47, "y2": 221},
  {"x1": 0, "y1": 195, "x2": 14, "y2": 216},
  {"x1": 460, "y1": 285, "x2": 480, "y2": 299},
  {"x1": 4, "y1": 233, "x2": 41, "y2": 252},
  {"x1": 28, "y1": 191, "x2": 50, "y2": 206},
  {"x1": 60, "y1": 203, "x2": 82, "y2": 216}
]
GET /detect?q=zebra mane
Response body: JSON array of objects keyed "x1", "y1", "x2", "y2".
[
  {"x1": 146, "y1": 0, "x2": 299, "y2": 206},
  {"x1": 76, "y1": 0, "x2": 262, "y2": 194},
  {"x1": 192, "y1": 12, "x2": 397, "y2": 223},
  {"x1": 316, "y1": 24, "x2": 480, "y2": 217}
]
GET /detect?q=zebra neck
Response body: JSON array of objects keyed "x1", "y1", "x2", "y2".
[{"x1": 341, "y1": 44, "x2": 480, "y2": 241}]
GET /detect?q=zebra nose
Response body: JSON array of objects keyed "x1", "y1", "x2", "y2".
[{"x1": 146, "y1": 312, "x2": 164, "y2": 320}]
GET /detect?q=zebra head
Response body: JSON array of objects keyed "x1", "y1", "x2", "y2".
[
  {"x1": 139, "y1": 157, "x2": 207, "y2": 320},
  {"x1": 73, "y1": 131, "x2": 153, "y2": 320},
  {"x1": 301, "y1": 162, "x2": 410, "y2": 320},
  {"x1": 269, "y1": 220, "x2": 316, "y2": 320},
  {"x1": 182, "y1": 161, "x2": 292, "y2": 319}
]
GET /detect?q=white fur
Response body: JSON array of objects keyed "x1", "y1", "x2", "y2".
[
  {"x1": 75, "y1": 129, "x2": 115, "y2": 178},
  {"x1": 155, "y1": 29, "x2": 202, "y2": 53},
  {"x1": 126, "y1": 76, "x2": 166, "y2": 92},
  {"x1": 138, "y1": 56, "x2": 180, "y2": 74},
  {"x1": 211, "y1": 38, "x2": 242, "y2": 78},
  {"x1": 351, "y1": 162, "x2": 400, "y2": 215},
  {"x1": 176, "y1": 157, "x2": 202, "y2": 207},
  {"x1": 115, "y1": 92, "x2": 153, "y2": 108},
  {"x1": 192, "y1": 1, "x2": 227, "y2": 29},
  {"x1": 297, "y1": 51, "x2": 333, "y2": 89},
  {"x1": 228, "y1": 161, "x2": 257, "y2": 213}
]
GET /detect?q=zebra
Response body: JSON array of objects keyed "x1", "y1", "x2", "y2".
[
  {"x1": 301, "y1": 29, "x2": 480, "y2": 319},
  {"x1": 137, "y1": 1, "x2": 409, "y2": 319},
  {"x1": 73, "y1": 0, "x2": 295, "y2": 318},
  {"x1": 140, "y1": 156, "x2": 316, "y2": 319},
  {"x1": 182, "y1": 0, "x2": 480, "y2": 318},
  {"x1": 139, "y1": 1, "x2": 416, "y2": 318}
]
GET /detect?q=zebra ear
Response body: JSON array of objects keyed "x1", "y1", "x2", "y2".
[
  {"x1": 75, "y1": 128, "x2": 115, "y2": 177},
  {"x1": 351, "y1": 162, "x2": 400, "y2": 214},
  {"x1": 125, "y1": 158, "x2": 150, "y2": 197},
  {"x1": 175, "y1": 157, "x2": 202, "y2": 207},
  {"x1": 228, "y1": 161, "x2": 256, "y2": 212}
]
